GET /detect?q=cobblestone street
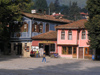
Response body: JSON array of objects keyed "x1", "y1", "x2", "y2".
[{"x1": 0, "y1": 56, "x2": 100, "y2": 75}]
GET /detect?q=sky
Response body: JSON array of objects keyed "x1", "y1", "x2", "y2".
[{"x1": 46, "y1": 0, "x2": 87, "y2": 8}]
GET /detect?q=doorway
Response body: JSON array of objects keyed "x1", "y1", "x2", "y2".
[
  {"x1": 45, "y1": 45, "x2": 50, "y2": 56},
  {"x1": 79, "y1": 47, "x2": 83, "y2": 58},
  {"x1": 17, "y1": 43, "x2": 22, "y2": 55}
]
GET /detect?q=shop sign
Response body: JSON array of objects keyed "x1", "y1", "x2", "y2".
[
  {"x1": 31, "y1": 46, "x2": 39, "y2": 51},
  {"x1": 39, "y1": 41, "x2": 54, "y2": 43}
]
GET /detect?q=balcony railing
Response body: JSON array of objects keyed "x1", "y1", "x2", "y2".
[
  {"x1": 11, "y1": 32, "x2": 30, "y2": 38},
  {"x1": 11, "y1": 32, "x2": 41, "y2": 38}
]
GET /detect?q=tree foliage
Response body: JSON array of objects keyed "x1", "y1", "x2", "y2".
[
  {"x1": 34, "y1": 0, "x2": 48, "y2": 11},
  {"x1": 49, "y1": 2, "x2": 55, "y2": 14},
  {"x1": 85, "y1": 0, "x2": 100, "y2": 50},
  {"x1": 86, "y1": 0, "x2": 100, "y2": 19},
  {"x1": 0, "y1": 0, "x2": 33, "y2": 54},
  {"x1": 68, "y1": 2, "x2": 80, "y2": 21},
  {"x1": 54, "y1": 0, "x2": 60, "y2": 13}
]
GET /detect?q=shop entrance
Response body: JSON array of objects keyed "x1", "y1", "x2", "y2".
[
  {"x1": 17, "y1": 43, "x2": 22, "y2": 55},
  {"x1": 45, "y1": 45, "x2": 50, "y2": 56},
  {"x1": 79, "y1": 47, "x2": 83, "y2": 58}
]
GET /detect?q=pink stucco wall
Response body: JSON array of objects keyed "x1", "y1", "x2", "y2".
[
  {"x1": 57, "y1": 29, "x2": 89, "y2": 47},
  {"x1": 78, "y1": 30, "x2": 89, "y2": 47},
  {"x1": 57, "y1": 29, "x2": 89, "y2": 58},
  {"x1": 32, "y1": 40, "x2": 58, "y2": 53},
  {"x1": 57, "y1": 30, "x2": 78, "y2": 45},
  {"x1": 58, "y1": 46, "x2": 72, "y2": 58}
]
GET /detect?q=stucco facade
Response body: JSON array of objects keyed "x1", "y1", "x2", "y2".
[
  {"x1": 32, "y1": 40, "x2": 58, "y2": 54},
  {"x1": 10, "y1": 12, "x2": 71, "y2": 57},
  {"x1": 56, "y1": 19, "x2": 92, "y2": 59}
]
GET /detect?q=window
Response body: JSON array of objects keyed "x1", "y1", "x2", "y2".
[
  {"x1": 62, "y1": 46, "x2": 67, "y2": 54},
  {"x1": 20, "y1": 22, "x2": 28, "y2": 32},
  {"x1": 68, "y1": 47, "x2": 72, "y2": 54},
  {"x1": 68, "y1": 30, "x2": 72, "y2": 40},
  {"x1": 85, "y1": 48, "x2": 88, "y2": 54},
  {"x1": 39, "y1": 43, "x2": 44, "y2": 48},
  {"x1": 84, "y1": 47, "x2": 92, "y2": 55},
  {"x1": 82, "y1": 30, "x2": 86, "y2": 39},
  {"x1": 39, "y1": 23, "x2": 43, "y2": 33},
  {"x1": 46, "y1": 23, "x2": 49, "y2": 32},
  {"x1": 34, "y1": 25, "x2": 37, "y2": 32},
  {"x1": 50, "y1": 44, "x2": 55, "y2": 51},
  {"x1": 24, "y1": 24, "x2": 27, "y2": 29},
  {"x1": 61, "y1": 30, "x2": 65, "y2": 39},
  {"x1": 73, "y1": 47, "x2": 76, "y2": 54},
  {"x1": 32, "y1": 22, "x2": 37, "y2": 32},
  {"x1": 62, "y1": 46, "x2": 72, "y2": 54}
]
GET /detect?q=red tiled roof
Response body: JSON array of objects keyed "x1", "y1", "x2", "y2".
[
  {"x1": 22, "y1": 12, "x2": 72, "y2": 23},
  {"x1": 80, "y1": 12, "x2": 88, "y2": 15},
  {"x1": 55, "y1": 19, "x2": 87, "y2": 29},
  {"x1": 32, "y1": 31, "x2": 57, "y2": 40}
]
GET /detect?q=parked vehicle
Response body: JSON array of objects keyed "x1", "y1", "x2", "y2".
[
  {"x1": 30, "y1": 50, "x2": 36, "y2": 57},
  {"x1": 50, "y1": 53, "x2": 59, "y2": 58}
]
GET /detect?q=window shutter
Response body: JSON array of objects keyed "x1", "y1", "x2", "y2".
[
  {"x1": 36, "y1": 25, "x2": 39, "y2": 32},
  {"x1": 26, "y1": 24, "x2": 28, "y2": 32},
  {"x1": 41, "y1": 24, "x2": 43, "y2": 33},
  {"x1": 20, "y1": 24, "x2": 24, "y2": 32},
  {"x1": 46, "y1": 24, "x2": 49, "y2": 32},
  {"x1": 32, "y1": 24, "x2": 35, "y2": 32}
]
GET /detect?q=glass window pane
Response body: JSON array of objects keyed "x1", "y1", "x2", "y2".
[
  {"x1": 39, "y1": 43, "x2": 43, "y2": 48},
  {"x1": 62, "y1": 46, "x2": 66, "y2": 54},
  {"x1": 68, "y1": 47, "x2": 72, "y2": 54},
  {"x1": 68, "y1": 30, "x2": 72, "y2": 40},
  {"x1": 61, "y1": 30, "x2": 65, "y2": 39},
  {"x1": 82, "y1": 30, "x2": 86, "y2": 39},
  {"x1": 50, "y1": 44, "x2": 55, "y2": 51},
  {"x1": 73, "y1": 47, "x2": 76, "y2": 54},
  {"x1": 85, "y1": 48, "x2": 88, "y2": 54}
]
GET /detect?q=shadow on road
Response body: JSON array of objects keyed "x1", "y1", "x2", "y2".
[
  {"x1": 0, "y1": 55, "x2": 22, "y2": 61},
  {"x1": 0, "y1": 59, "x2": 100, "y2": 75}
]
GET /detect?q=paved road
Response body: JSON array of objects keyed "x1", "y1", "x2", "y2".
[{"x1": 0, "y1": 56, "x2": 100, "y2": 75}]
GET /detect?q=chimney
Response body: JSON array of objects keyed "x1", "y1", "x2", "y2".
[
  {"x1": 31, "y1": 10, "x2": 36, "y2": 14},
  {"x1": 43, "y1": 10, "x2": 46, "y2": 15}
]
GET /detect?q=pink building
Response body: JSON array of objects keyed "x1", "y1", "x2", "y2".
[
  {"x1": 32, "y1": 31, "x2": 58, "y2": 56},
  {"x1": 55, "y1": 19, "x2": 92, "y2": 59}
]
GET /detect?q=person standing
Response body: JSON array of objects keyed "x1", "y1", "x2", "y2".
[
  {"x1": 42, "y1": 51, "x2": 46, "y2": 63},
  {"x1": 36, "y1": 50, "x2": 38, "y2": 58}
]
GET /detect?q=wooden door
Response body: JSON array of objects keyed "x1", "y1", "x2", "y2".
[
  {"x1": 79, "y1": 47, "x2": 83, "y2": 58},
  {"x1": 73, "y1": 47, "x2": 77, "y2": 58}
]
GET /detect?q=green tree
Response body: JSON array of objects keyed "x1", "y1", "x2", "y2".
[
  {"x1": 54, "y1": 0, "x2": 60, "y2": 13},
  {"x1": 49, "y1": 2, "x2": 55, "y2": 15},
  {"x1": 60, "y1": 5, "x2": 69, "y2": 15},
  {"x1": 85, "y1": 0, "x2": 100, "y2": 56},
  {"x1": 0, "y1": 0, "x2": 33, "y2": 54},
  {"x1": 86, "y1": 0, "x2": 100, "y2": 19},
  {"x1": 68, "y1": 2, "x2": 80, "y2": 21},
  {"x1": 34, "y1": 0, "x2": 48, "y2": 11}
]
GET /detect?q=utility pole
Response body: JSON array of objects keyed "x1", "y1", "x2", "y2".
[{"x1": 48, "y1": 8, "x2": 50, "y2": 15}]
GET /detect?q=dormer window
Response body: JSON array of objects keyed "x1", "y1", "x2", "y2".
[
  {"x1": 61, "y1": 30, "x2": 65, "y2": 40},
  {"x1": 68, "y1": 30, "x2": 72, "y2": 40},
  {"x1": 82, "y1": 30, "x2": 86, "y2": 39}
]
